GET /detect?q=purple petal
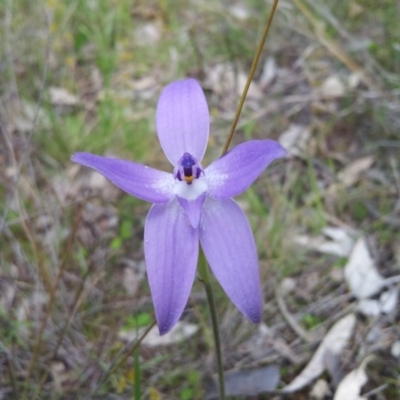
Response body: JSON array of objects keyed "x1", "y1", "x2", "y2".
[
  {"x1": 176, "y1": 192, "x2": 206, "y2": 229},
  {"x1": 144, "y1": 200, "x2": 199, "y2": 335},
  {"x1": 173, "y1": 178, "x2": 208, "y2": 228},
  {"x1": 71, "y1": 152, "x2": 174, "y2": 203},
  {"x1": 156, "y1": 79, "x2": 209, "y2": 165},
  {"x1": 205, "y1": 140, "x2": 286, "y2": 199},
  {"x1": 199, "y1": 197, "x2": 262, "y2": 323}
]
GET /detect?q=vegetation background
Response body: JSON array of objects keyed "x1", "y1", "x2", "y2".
[{"x1": 0, "y1": 0, "x2": 399, "y2": 398}]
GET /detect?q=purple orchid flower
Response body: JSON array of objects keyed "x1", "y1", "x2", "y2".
[{"x1": 72, "y1": 79, "x2": 286, "y2": 335}]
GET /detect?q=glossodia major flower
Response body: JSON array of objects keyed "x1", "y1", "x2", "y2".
[{"x1": 71, "y1": 79, "x2": 286, "y2": 335}]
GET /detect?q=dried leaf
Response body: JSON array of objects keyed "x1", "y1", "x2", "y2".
[
  {"x1": 280, "y1": 277, "x2": 297, "y2": 294},
  {"x1": 49, "y1": 87, "x2": 80, "y2": 107},
  {"x1": 3, "y1": 99, "x2": 49, "y2": 132},
  {"x1": 344, "y1": 238, "x2": 384, "y2": 299},
  {"x1": 126, "y1": 75, "x2": 158, "y2": 100},
  {"x1": 293, "y1": 226, "x2": 355, "y2": 257},
  {"x1": 0, "y1": 280, "x2": 16, "y2": 312},
  {"x1": 348, "y1": 72, "x2": 362, "y2": 89},
  {"x1": 122, "y1": 268, "x2": 140, "y2": 295},
  {"x1": 50, "y1": 361, "x2": 69, "y2": 391},
  {"x1": 333, "y1": 358, "x2": 370, "y2": 400},
  {"x1": 338, "y1": 156, "x2": 375, "y2": 187},
  {"x1": 228, "y1": 4, "x2": 250, "y2": 20},
  {"x1": 356, "y1": 299, "x2": 381, "y2": 317},
  {"x1": 134, "y1": 22, "x2": 161, "y2": 45},
  {"x1": 310, "y1": 379, "x2": 331, "y2": 400},
  {"x1": 349, "y1": 1, "x2": 364, "y2": 18},
  {"x1": 66, "y1": 167, "x2": 121, "y2": 203},
  {"x1": 16, "y1": 292, "x2": 48, "y2": 338},
  {"x1": 357, "y1": 288, "x2": 399, "y2": 316},
  {"x1": 279, "y1": 124, "x2": 311, "y2": 157},
  {"x1": 259, "y1": 57, "x2": 277, "y2": 89},
  {"x1": 391, "y1": 341, "x2": 400, "y2": 358},
  {"x1": 283, "y1": 314, "x2": 356, "y2": 393},
  {"x1": 205, "y1": 63, "x2": 263, "y2": 100},
  {"x1": 320, "y1": 75, "x2": 345, "y2": 98},
  {"x1": 379, "y1": 288, "x2": 398, "y2": 313}
]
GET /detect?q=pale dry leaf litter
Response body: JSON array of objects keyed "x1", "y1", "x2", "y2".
[
  {"x1": 391, "y1": 341, "x2": 400, "y2": 359},
  {"x1": 293, "y1": 226, "x2": 355, "y2": 257},
  {"x1": 55, "y1": 164, "x2": 120, "y2": 205},
  {"x1": 49, "y1": 87, "x2": 80, "y2": 107},
  {"x1": 278, "y1": 124, "x2": 311, "y2": 158},
  {"x1": 310, "y1": 379, "x2": 331, "y2": 400},
  {"x1": 50, "y1": 361, "x2": 70, "y2": 392},
  {"x1": 344, "y1": 238, "x2": 384, "y2": 300},
  {"x1": 239, "y1": 223, "x2": 398, "y2": 395},
  {"x1": 344, "y1": 238, "x2": 399, "y2": 316},
  {"x1": 320, "y1": 75, "x2": 346, "y2": 98},
  {"x1": 121, "y1": 260, "x2": 145, "y2": 296},
  {"x1": 283, "y1": 314, "x2": 356, "y2": 393},
  {"x1": 324, "y1": 155, "x2": 376, "y2": 200},
  {"x1": 16, "y1": 292, "x2": 48, "y2": 339},
  {"x1": 0, "y1": 279, "x2": 16, "y2": 312},
  {"x1": 204, "y1": 62, "x2": 263, "y2": 103},
  {"x1": 333, "y1": 357, "x2": 371, "y2": 400},
  {"x1": 134, "y1": 22, "x2": 162, "y2": 46},
  {"x1": 357, "y1": 289, "x2": 399, "y2": 317},
  {"x1": 0, "y1": 99, "x2": 49, "y2": 133},
  {"x1": 337, "y1": 156, "x2": 375, "y2": 187},
  {"x1": 227, "y1": 3, "x2": 250, "y2": 21},
  {"x1": 288, "y1": 145, "x2": 397, "y2": 330},
  {"x1": 259, "y1": 57, "x2": 278, "y2": 89}
]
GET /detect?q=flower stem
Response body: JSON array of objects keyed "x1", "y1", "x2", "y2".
[
  {"x1": 221, "y1": 0, "x2": 280, "y2": 156},
  {"x1": 198, "y1": 252, "x2": 226, "y2": 400}
]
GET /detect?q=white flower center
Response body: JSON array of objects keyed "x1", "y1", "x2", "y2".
[{"x1": 173, "y1": 179, "x2": 208, "y2": 200}]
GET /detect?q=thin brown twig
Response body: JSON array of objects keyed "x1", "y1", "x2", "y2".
[
  {"x1": 33, "y1": 260, "x2": 98, "y2": 399},
  {"x1": 94, "y1": 321, "x2": 156, "y2": 392},
  {"x1": 304, "y1": 0, "x2": 399, "y2": 86},
  {"x1": 0, "y1": 121, "x2": 52, "y2": 292},
  {"x1": 0, "y1": 342, "x2": 18, "y2": 395},
  {"x1": 291, "y1": 0, "x2": 382, "y2": 92},
  {"x1": 221, "y1": 0, "x2": 280, "y2": 156},
  {"x1": 0, "y1": 4, "x2": 51, "y2": 234},
  {"x1": 275, "y1": 286, "x2": 314, "y2": 343},
  {"x1": 4, "y1": 0, "x2": 20, "y2": 102}
]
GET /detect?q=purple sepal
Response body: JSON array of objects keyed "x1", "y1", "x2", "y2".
[
  {"x1": 156, "y1": 79, "x2": 209, "y2": 165},
  {"x1": 199, "y1": 197, "x2": 262, "y2": 323},
  {"x1": 144, "y1": 200, "x2": 199, "y2": 335},
  {"x1": 205, "y1": 140, "x2": 287, "y2": 199},
  {"x1": 71, "y1": 152, "x2": 174, "y2": 203}
]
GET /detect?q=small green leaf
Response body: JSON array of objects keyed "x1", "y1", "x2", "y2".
[
  {"x1": 180, "y1": 387, "x2": 194, "y2": 400},
  {"x1": 111, "y1": 237, "x2": 122, "y2": 250},
  {"x1": 120, "y1": 220, "x2": 133, "y2": 240}
]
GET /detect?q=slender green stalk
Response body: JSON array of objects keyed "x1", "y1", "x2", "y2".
[
  {"x1": 221, "y1": 0, "x2": 280, "y2": 156},
  {"x1": 198, "y1": 252, "x2": 225, "y2": 400}
]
